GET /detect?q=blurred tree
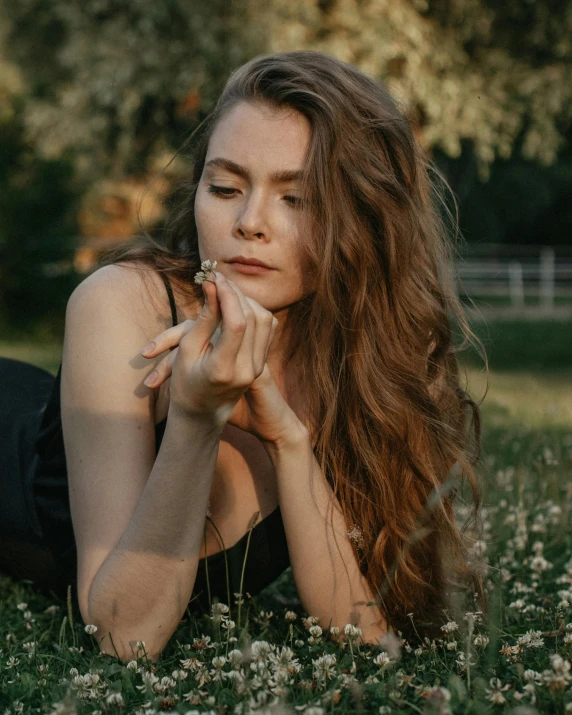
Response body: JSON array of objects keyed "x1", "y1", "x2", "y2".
[
  {"x1": 436, "y1": 133, "x2": 572, "y2": 247},
  {"x1": 0, "y1": 54, "x2": 81, "y2": 339},
  {"x1": 0, "y1": 0, "x2": 265, "y2": 183},
  {"x1": 0, "y1": 0, "x2": 570, "y2": 185}
]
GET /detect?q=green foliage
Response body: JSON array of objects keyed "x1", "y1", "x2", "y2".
[
  {"x1": 436, "y1": 137, "x2": 572, "y2": 247},
  {"x1": 1, "y1": 0, "x2": 571, "y2": 184},
  {"x1": 0, "y1": 96, "x2": 82, "y2": 341}
]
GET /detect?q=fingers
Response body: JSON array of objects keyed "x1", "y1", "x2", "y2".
[
  {"x1": 226, "y1": 279, "x2": 275, "y2": 376},
  {"x1": 143, "y1": 346, "x2": 179, "y2": 388},
  {"x1": 140, "y1": 319, "x2": 197, "y2": 358},
  {"x1": 225, "y1": 279, "x2": 261, "y2": 378},
  {"x1": 208, "y1": 272, "x2": 251, "y2": 378}
]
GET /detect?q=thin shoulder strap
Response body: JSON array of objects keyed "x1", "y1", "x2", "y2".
[{"x1": 158, "y1": 272, "x2": 178, "y2": 327}]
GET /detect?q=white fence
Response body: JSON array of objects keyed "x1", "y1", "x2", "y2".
[{"x1": 455, "y1": 244, "x2": 572, "y2": 313}]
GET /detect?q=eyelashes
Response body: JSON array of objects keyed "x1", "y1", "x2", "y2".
[{"x1": 207, "y1": 184, "x2": 302, "y2": 208}]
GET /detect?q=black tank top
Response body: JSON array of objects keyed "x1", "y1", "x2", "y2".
[{"x1": 31, "y1": 271, "x2": 290, "y2": 609}]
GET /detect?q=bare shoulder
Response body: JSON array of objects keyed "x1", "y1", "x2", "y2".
[{"x1": 70, "y1": 260, "x2": 184, "y2": 336}]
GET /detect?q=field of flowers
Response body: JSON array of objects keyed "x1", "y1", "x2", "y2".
[{"x1": 1, "y1": 322, "x2": 571, "y2": 715}]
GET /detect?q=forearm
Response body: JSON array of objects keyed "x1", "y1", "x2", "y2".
[
  {"x1": 88, "y1": 406, "x2": 223, "y2": 662},
  {"x1": 264, "y1": 429, "x2": 387, "y2": 644}
]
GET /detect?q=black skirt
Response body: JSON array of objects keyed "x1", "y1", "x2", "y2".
[{"x1": 0, "y1": 357, "x2": 62, "y2": 595}]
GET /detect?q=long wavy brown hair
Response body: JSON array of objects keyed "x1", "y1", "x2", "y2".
[{"x1": 99, "y1": 50, "x2": 490, "y2": 642}]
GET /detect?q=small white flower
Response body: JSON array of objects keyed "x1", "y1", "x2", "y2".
[
  {"x1": 194, "y1": 260, "x2": 218, "y2": 285},
  {"x1": 373, "y1": 652, "x2": 392, "y2": 666},
  {"x1": 84, "y1": 624, "x2": 98, "y2": 635},
  {"x1": 441, "y1": 621, "x2": 459, "y2": 634},
  {"x1": 105, "y1": 692, "x2": 124, "y2": 706},
  {"x1": 344, "y1": 623, "x2": 362, "y2": 637},
  {"x1": 211, "y1": 655, "x2": 227, "y2": 669}
]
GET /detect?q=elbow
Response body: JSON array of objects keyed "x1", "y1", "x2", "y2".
[
  {"x1": 83, "y1": 618, "x2": 165, "y2": 664},
  {"x1": 82, "y1": 601, "x2": 168, "y2": 664}
]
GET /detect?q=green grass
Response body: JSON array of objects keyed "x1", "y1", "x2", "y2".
[{"x1": 1, "y1": 321, "x2": 572, "y2": 714}]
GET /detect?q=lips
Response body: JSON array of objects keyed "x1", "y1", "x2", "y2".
[{"x1": 228, "y1": 256, "x2": 273, "y2": 269}]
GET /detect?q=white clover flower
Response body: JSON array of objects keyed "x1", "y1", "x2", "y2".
[
  {"x1": 441, "y1": 621, "x2": 459, "y2": 633},
  {"x1": 530, "y1": 555, "x2": 552, "y2": 573},
  {"x1": 211, "y1": 656, "x2": 227, "y2": 677},
  {"x1": 194, "y1": 259, "x2": 218, "y2": 285},
  {"x1": 105, "y1": 693, "x2": 124, "y2": 706},
  {"x1": 84, "y1": 624, "x2": 98, "y2": 635},
  {"x1": 251, "y1": 640, "x2": 273, "y2": 658},
  {"x1": 302, "y1": 616, "x2": 319, "y2": 629},
  {"x1": 227, "y1": 649, "x2": 244, "y2": 668},
  {"x1": 284, "y1": 611, "x2": 297, "y2": 621},
  {"x1": 210, "y1": 602, "x2": 229, "y2": 623},
  {"x1": 344, "y1": 623, "x2": 362, "y2": 637},
  {"x1": 485, "y1": 677, "x2": 511, "y2": 704},
  {"x1": 473, "y1": 634, "x2": 489, "y2": 648},
  {"x1": 312, "y1": 653, "x2": 337, "y2": 682},
  {"x1": 542, "y1": 654, "x2": 572, "y2": 693},
  {"x1": 171, "y1": 669, "x2": 188, "y2": 681},
  {"x1": 517, "y1": 630, "x2": 545, "y2": 649},
  {"x1": 373, "y1": 652, "x2": 392, "y2": 666},
  {"x1": 309, "y1": 625, "x2": 323, "y2": 638}
]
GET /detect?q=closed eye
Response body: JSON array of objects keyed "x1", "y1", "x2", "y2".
[{"x1": 207, "y1": 184, "x2": 302, "y2": 207}]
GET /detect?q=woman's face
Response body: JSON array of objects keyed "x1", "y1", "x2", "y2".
[{"x1": 195, "y1": 100, "x2": 314, "y2": 317}]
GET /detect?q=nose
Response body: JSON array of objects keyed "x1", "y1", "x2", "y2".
[{"x1": 233, "y1": 190, "x2": 269, "y2": 240}]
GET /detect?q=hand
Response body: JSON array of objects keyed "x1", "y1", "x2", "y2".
[{"x1": 140, "y1": 271, "x2": 305, "y2": 447}]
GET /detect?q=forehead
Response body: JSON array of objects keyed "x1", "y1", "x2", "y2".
[{"x1": 206, "y1": 101, "x2": 311, "y2": 174}]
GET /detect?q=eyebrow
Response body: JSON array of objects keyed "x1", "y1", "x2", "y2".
[{"x1": 204, "y1": 157, "x2": 304, "y2": 184}]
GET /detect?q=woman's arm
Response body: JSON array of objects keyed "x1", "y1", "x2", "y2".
[
  {"x1": 87, "y1": 405, "x2": 223, "y2": 663},
  {"x1": 263, "y1": 430, "x2": 388, "y2": 645},
  {"x1": 61, "y1": 264, "x2": 224, "y2": 663}
]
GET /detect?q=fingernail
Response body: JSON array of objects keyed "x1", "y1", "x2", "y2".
[
  {"x1": 141, "y1": 342, "x2": 156, "y2": 356},
  {"x1": 144, "y1": 370, "x2": 158, "y2": 386}
]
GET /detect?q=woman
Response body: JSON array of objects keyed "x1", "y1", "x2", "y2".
[{"x1": 0, "y1": 50, "x2": 488, "y2": 661}]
